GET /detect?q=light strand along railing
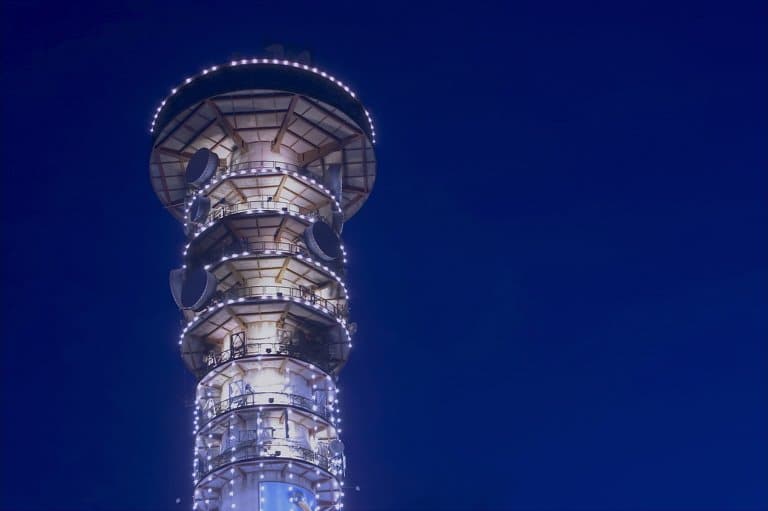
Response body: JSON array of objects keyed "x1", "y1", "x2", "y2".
[
  {"x1": 206, "y1": 198, "x2": 316, "y2": 223},
  {"x1": 210, "y1": 160, "x2": 334, "y2": 197},
  {"x1": 222, "y1": 160, "x2": 302, "y2": 175},
  {"x1": 199, "y1": 339, "x2": 344, "y2": 377},
  {"x1": 200, "y1": 391, "x2": 333, "y2": 424},
  {"x1": 195, "y1": 439, "x2": 340, "y2": 481},
  {"x1": 210, "y1": 285, "x2": 347, "y2": 319}
]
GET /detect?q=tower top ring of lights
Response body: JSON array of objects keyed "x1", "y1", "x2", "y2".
[{"x1": 149, "y1": 58, "x2": 376, "y2": 144}]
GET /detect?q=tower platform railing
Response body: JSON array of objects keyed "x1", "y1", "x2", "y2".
[
  {"x1": 202, "y1": 198, "x2": 318, "y2": 225},
  {"x1": 195, "y1": 438, "x2": 336, "y2": 481},
  {"x1": 199, "y1": 391, "x2": 333, "y2": 425},
  {"x1": 218, "y1": 159, "x2": 302, "y2": 176},
  {"x1": 209, "y1": 159, "x2": 334, "y2": 191},
  {"x1": 210, "y1": 284, "x2": 347, "y2": 319},
  {"x1": 194, "y1": 240, "x2": 344, "y2": 287},
  {"x1": 199, "y1": 338, "x2": 342, "y2": 376},
  {"x1": 208, "y1": 240, "x2": 308, "y2": 260}
]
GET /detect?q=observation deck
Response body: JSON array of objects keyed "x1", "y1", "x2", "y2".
[{"x1": 150, "y1": 60, "x2": 377, "y2": 222}]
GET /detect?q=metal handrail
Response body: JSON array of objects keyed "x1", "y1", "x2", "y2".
[
  {"x1": 203, "y1": 239, "x2": 310, "y2": 266},
  {"x1": 192, "y1": 198, "x2": 323, "y2": 237},
  {"x1": 222, "y1": 160, "x2": 302, "y2": 175},
  {"x1": 200, "y1": 391, "x2": 333, "y2": 423},
  {"x1": 213, "y1": 285, "x2": 347, "y2": 319},
  {"x1": 207, "y1": 198, "x2": 315, "y2": 222},
  {"x1": 234, "y1": 239, "x2": 306, "y2": 255},
  {"x1": 211, "y1": 160, "x2": 331, "y2": 194},
  {"x1": 196, "y1": 438, "x2": 336, "y2": 480},
  {"x1": 200, "y1": 339, "x2": 341, "y2": 376}
]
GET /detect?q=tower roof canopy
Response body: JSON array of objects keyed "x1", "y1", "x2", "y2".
[
  {"x1": 150, "y1": 60, "x2": 375, "y2": 143},
  {"x1": 149, "y1": 60, "x2": 377, "y2": 221}
]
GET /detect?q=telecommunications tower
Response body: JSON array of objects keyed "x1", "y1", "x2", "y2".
[{"x1": 147, "y1": 55, "x2": 376, "y2": 511}]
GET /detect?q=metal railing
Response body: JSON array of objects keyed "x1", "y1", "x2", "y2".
[
  {"x1": 212, "y1": 285, "x2": 347, "y2": 319},
  {"x1": 200, "y1": 391, "x2": 333, "y2": 423},
  {"x1": 222, "y1": 160, "x2": 303, "y2": 175},
  {"x1": 203, "y1": 240, "x2": 310, "y2": 267},
  {"x1": 210, "y1": 160, "x2": 331, "y2": 194},
  {"x1": 196, "y1": 438, "x2": 336, "y2": 480},
  {"x1": 189, "y1": 160, "x2": 335, "y2": 234},
  {"x1": 205, "y1": 198, "x2": 316, "y2": 224},
  {"x1": 200, "y1": 338, "x2": 342, "y2": 376}
]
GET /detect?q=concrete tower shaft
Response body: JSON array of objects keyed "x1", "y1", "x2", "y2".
[{"x1": 148, "y1": 58, "x2": 376, "y2": 511}]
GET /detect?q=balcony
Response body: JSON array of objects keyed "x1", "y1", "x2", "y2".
[
  {"x1": 195, "y1": 438, "x2": 341, "y2": 482},
  {"x1": 205, "y1": 160, "x2": 337, "y2": 201},
  {"x1": 220, "y1": 159, "x2": 303, "y2": 176},
  {"x1": 200, "y1": 240, "x2": 345, "y2": 295},
  {"x1": 200, "y1": 391, "x2": 333, "y2": 425},
  {"x1": 209, "y1": 285, "x2": 347, "y2": 320},
  {"x1": 199, "y1": 337, "x2": 344, "y2": 377},
  {"x1": 192, "y1": 198, "x2": 320, "y2": 238},
  {"x1": 203, "y1": 240, "x2": 309, "y2": 266}
]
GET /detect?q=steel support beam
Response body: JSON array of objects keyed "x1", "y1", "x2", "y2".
[
  {"x1": 299, "y1": 134, "x2": 360, "y2": 167},
  {"x1": 271, "y1": 95, "x2": 300, "y2": 153},
  {"x1": 205, "y1": 100, "x2": 248, "y2": 154}
]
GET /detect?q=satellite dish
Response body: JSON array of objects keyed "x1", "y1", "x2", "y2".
[
  {"x1": 188, "y1": 195, "x2": 211, "y2": 223},
  {"x1": 180, "y1": 334, "x2": 207, "y2": 373},
  {"x1": 332, "y1": 211, "x2": 344, "y2": 235},
  {"x1": 326, "y1": 164, "x2": 342, "y2": 200},
  {"x1": 169, "y1": 267, "x2": 218, "y2": 311},
  {"x1": 169, "y1": 268, "x2": 185, "y2": 309},
  {"x1": 185, "y1": 148, "x2": 218, "y2": 187},
  {"x1": 329, "y1": 439, "x2": 344, "y2": 456},
  {"x1": 303, "y1": 221, "x2": 341, "y2": 261}
]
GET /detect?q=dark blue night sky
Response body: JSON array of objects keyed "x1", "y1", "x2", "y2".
[{"x1": 1, "y1": 1, "x2": 766, "y2": 510}]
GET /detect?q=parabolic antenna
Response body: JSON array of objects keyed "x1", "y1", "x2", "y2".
[
  {"x1": 185, "y1": 148, "x2": 218, "y2": 187},
  {"x1": 180, "y1": 334, "x2": 208, "y2": 373},
  {"x1": 169, "y1": 267, "x2": 218, "y2": 310},
  {"x1": 188, "y1": 195, "x2": 211, "y2": 223},
  {"x1": 303, "y1": 221, "x2": 341, "y2": 261}
]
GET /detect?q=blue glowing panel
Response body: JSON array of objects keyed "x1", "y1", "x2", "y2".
[{"x1": 259, "y1": 482, "x2": 317, "y2": 511}]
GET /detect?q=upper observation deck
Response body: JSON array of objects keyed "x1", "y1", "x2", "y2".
[{"x1": 148, "y1": 59, "x2": 377, "y2": 222}]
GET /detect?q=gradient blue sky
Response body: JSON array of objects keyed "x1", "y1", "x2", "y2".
[{"x1": 1, "y1": 1, "x2": 766, "y2": 510}]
